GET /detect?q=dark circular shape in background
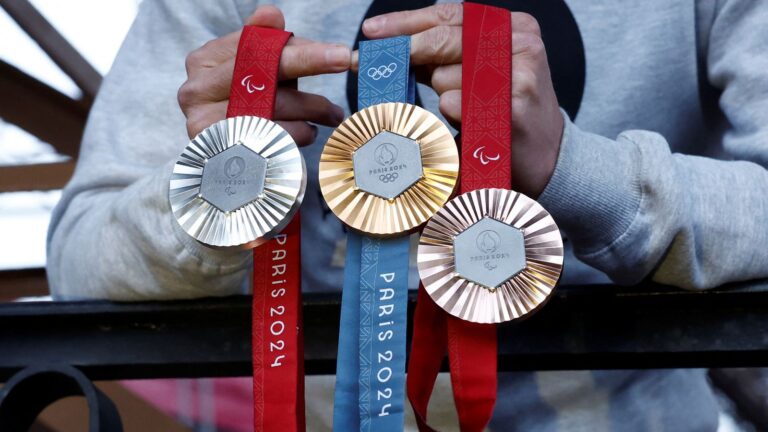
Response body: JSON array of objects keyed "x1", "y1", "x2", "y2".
[
  {"x1": 347, "y1": 0, "x2": 586, "y2": 120},
  {"x1": 469, "y1": 0, "x2": 585, "y2": 119}
]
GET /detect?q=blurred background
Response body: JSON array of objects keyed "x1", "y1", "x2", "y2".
[
  {"x1": 0, "y1": 0, "x2": 136, "y2": 273},
  {"x1": 0, "y1": 1, "x2": 766, "y2": 431},
  {"x1": 0, "y1": 1, "x2": 198, "y2": 430}
]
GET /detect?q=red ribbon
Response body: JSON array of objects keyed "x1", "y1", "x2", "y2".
[
  {"x1": 408, "y1": 3, "x2": 511, "y2": 431},
  {"x1": 252, "y1": 216, "x2": 304, "y2": 432},
  {"x1": 228, "y1": 26, "x2": 305, "y2": 432}
]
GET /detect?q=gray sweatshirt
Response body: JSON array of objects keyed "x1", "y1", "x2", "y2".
[{"x1": 47, "y1": 0, "x2": 768, "y2": 430}]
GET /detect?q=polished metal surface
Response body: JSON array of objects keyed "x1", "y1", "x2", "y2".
[
  {"x1": 199, "y1": 144, "x2": 267, "y2": 213},
  {"x1": 454, "y1": 217, "x2": 527, "y2": 289},
  {"x1": 319, "y1": 102, "x2": 459, "y2": 237},
  {"x1": 352, "y1": 130, "x2": 423, "y2": 200},
  {"x1": 169, "y1": 116, "x2": 306, "y2": 249},
  {"x1": 418, "y1": 188, "x2": 564, "y2": 324}
]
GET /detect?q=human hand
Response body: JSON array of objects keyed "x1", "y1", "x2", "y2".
[
  {"x1": 356, "y1": 4, "x2": 563, "y2": 197},
  {"x1": 178, "y1": 5, "x2": 351, "y2": 145}
]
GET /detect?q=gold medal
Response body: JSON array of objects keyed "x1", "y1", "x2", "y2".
[
  {"x1": 169, "y1": 116, "x2": 306, "y2": 249},
  {"x1": 319, "y1": 102, "x2": 459, "y2": 236},
  {"x1": 417, "y1": 188, "x2": 564, "y2": 324}
]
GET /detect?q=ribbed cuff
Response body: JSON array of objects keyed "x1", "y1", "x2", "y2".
[
  {"x1": 538, "y1": 111, "x2": 643, "y2": 256},
  {"x1": 164, "y1": 161, "x2": 251, "y2": 272},
  {"x1": 171, "y1": 215, "x2": 251, "y2": 269}
]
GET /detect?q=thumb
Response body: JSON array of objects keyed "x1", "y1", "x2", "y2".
[{"x1": 245, "y1": 5, "x2": 286, "y2": 29}]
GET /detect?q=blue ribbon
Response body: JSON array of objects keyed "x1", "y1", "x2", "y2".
[{"x1": 333, "y1": 36, "x2": 414, "y2": 432}]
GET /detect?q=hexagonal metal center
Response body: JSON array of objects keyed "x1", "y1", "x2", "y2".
[
  {"x1": 200, "y1": 144, "x2": 267, "y2": 212},
  {"x1": 352, "y1": 131, "x2": 423, "y2": 200},
  {"x1": 454, "y1": 217, "x2": 526, "y2": 290}
]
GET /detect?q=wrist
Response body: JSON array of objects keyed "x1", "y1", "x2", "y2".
[
  {"x1": 514, "y1": 107, "x2": 564, "y2": 198},
  {"x1": 537, "y1": 110, "x2": 642, "y2": 252}
]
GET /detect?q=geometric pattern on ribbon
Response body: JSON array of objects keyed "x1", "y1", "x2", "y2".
[
  {"x1": 357, "y1": 36, "x2": 411, "y2": 110},
  {"x1": 227, "y1": 26, "x2": 291, "y2": 119},
  {"x1": 353, "y1": 36, "x2": 415, "y2": 432},
  {"x1": 450, "y1": 3, "x2": 511, "y2": 431},
  {"x1": 228, "y1": 26, "x2": 303, "y2": 432},
  {"x1": 408, "y1": 4, "x2": 511, "y2": 432},
  {"x1": 460, "y1": 5, "x2": 512, "y2": 191},
  {"x1": 358, "y1": 236, "x2": 379, "y2": 430}
]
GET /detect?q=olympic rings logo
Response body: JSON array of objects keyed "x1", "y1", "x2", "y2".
[
  {"x1": 378, "y1": 172, "x2": 399, "y2": 183},
  {"x1": 367, "y1": 63, "x2": 398, "y2": 80}
]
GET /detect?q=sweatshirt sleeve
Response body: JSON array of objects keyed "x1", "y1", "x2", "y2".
[
  {"x1": 537, "y1": 0, "x2": 768, "y2": 290},
  {"x1": 47, "y1": 0, "x2": 254, "y2": 300}
]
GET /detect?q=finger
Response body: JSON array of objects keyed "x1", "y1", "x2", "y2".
[
  {"x1": 349, "y1": 50, "x2": 432, "y2": 72},
  {"x1": 410, "y1": 25, "x2": 462, "y2": 65},
  {"x1": 185, "y1": 12, "x2": 315, "y2": 76},
  {"x1": 183, "y1": 39, "x2": 352, "y2": 106},
  {"x1": 274, "y1": 89, "x2": 345, "y2": 127},
  {"x1": 286, "y1": 36, "x2": 313, "y2": 46},
  {"x1": 512, "y1": 32, "x2": 545, "y2": 57},
  {"x1": 192, "y1": 117, "x2": 319, "y2": 147},
  {"x1": 512, "y1": 65, "x2": 541, "y2": 100},
  {"x1": 277, "y1": 121, "x2": 319, "y2": 147},
  {"x1": 185, "y1": 31, "x2": 241, "y2": 74},
  {"x1": 430, "y1": 64, "x2": 461, "y2": 95},
  {"x1": 350, "y1": 50, "x2": 358, "y2": 72},
  {"x1": 185, "y1": 100, "x2": 228, "y2": 138},
  {"x1": 353, "y1": 26, "x2": 460, "y2": 74},
  {"x1": 187, "y1": 3, "x2": 287, "y2": 72},
  {"x1": 180, "y1": 58, "x2": 236, "y2": 107},
  {"x1": 439, "y1": 90, "x2": 461, "y2": 125},
  {"x1": 362, "y1": 3, "x2": 463, "y2": 38},
  {"x1": 278, "y1": 42, "x2": 351, "y2": 80},
  {"x1": 245, "y1": 6, "x2": 320, "y2": 45},
  {"x1": 245, "y1": 5, "x2": 285, "y2": 28},
  {"x1": 511, "y1": 12, "x2": 541, "y2": 37},
  {"x1": 245, "y1": 4, "x2": 313, "y2": 45},
  {"x1": 183, "y1": 100, "x2": 326, "y2": 148},
  {"x1": 198, "y1": 37, "x2": 318, "y2": 83}
]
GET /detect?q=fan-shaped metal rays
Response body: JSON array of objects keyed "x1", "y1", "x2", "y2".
[
  {"x1": 319, "y1": 102, "x2": 459, "y2": 237},
  {"x1": 169, "y1": 116, "x2": 306, "y2": 249},
  {"x1": 417, "y1": 189, "x2": 564, "y2": 324}
]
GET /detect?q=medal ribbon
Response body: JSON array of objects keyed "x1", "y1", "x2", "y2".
[
  {"x1": 333, "y1": 36, "x2": 415, "y2": 432},
  {"x1": 228, "y1": 26, "x2": 305, "y2": 432},
  {"x1": 407, "y1": 3, "x2": 511, "y2": 431}
]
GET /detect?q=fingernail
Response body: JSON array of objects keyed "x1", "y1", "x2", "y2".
[
  {"x1": 332, "y1": 105, "x2": 345, "y2": 124},
  {"x1": 325, "y1": 46, "x2": 351, "y2": 66},
  {"x1": 363, "y1": 17, "x2": 383, "y2": 34}
]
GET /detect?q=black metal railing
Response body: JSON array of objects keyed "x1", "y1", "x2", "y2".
[{"x1": 2, "y1": 282, "x2": 768, "y2": 382}]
